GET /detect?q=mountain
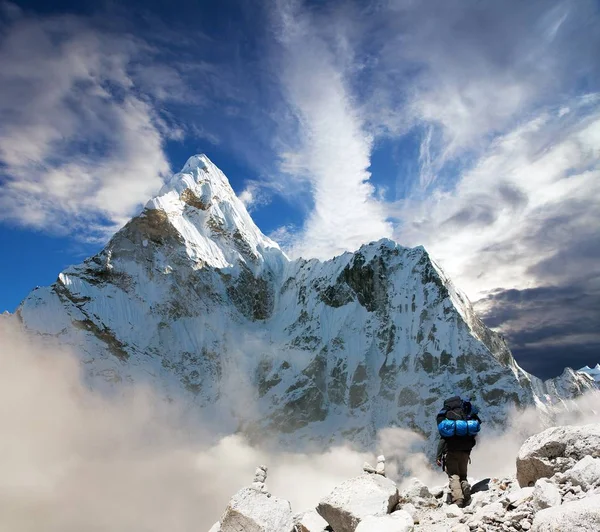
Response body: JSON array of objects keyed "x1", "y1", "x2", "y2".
[
  {"x1": 15, "y1": 155, "x2": 597, "y2": 448},
  {"x1": 578, "y1": 364, "x2": 600, "y2": 384}
]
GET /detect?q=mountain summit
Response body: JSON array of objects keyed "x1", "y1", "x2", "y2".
[{"x1": 16, "y1": 155, "x2": 596, "y2": 448}]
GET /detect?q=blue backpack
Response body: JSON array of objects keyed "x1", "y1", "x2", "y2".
[{"x1": 436, "y1": 396, "x2": 481, "y2": 438}]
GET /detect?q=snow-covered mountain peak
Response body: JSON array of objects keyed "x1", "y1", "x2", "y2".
[
  {"x1": 578, "y1": 364, "x2": 600, "y2": 384},
  {"x1": 142, "y1": 154, "x2": 285, "y2": 271}
]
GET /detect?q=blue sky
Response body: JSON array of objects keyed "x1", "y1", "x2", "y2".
[{"x1": 1, "y1": 0, "x2": 599, "y2": 378}]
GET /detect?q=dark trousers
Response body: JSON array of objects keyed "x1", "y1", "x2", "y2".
[{"x1": 445, "y1": 450, "x2": 471, "y2": 503}]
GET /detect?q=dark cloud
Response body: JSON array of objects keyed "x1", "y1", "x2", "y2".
[
  {"x1": 477, "y1": 282, "x2": 600, "y2": 379},
  {"x1": 444, "y1": 202, "x2": 498, "y2": 228}
]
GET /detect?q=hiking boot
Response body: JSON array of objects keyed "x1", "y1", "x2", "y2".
[{"x1": 461, "y1": 480, "x2": 471, "y2": 506}]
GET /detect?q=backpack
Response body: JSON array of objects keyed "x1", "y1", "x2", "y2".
[{"x1": 436, "y1": 396, "x2": 481, "y2": 438}]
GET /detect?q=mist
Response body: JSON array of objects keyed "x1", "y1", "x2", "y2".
[{"x1": 0, "y1": 319, "x2": 598, "y2": 531}]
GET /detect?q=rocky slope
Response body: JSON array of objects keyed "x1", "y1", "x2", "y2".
[
  {"x1": 15, "y1": 154, "x2": 597, "y2": 447},
  {"x1": 211, "y1": 423, "x2": 600, "y2": 532}
]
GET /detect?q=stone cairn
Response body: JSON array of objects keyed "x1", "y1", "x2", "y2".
[
  {"x1": 252, "y1": 465, "x2": 271, "y2": 496},
  {"x1": 362, "y1": 455, "x2": 386, "y2": 476}
]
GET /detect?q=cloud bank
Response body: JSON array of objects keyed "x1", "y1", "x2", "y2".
[{"x1": 0, "y1": 319, "x2": 598, "y2": 530}]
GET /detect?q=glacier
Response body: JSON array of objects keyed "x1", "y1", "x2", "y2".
[{"x1": 14, "y1": 154, "x2": 597, "y2": 449}]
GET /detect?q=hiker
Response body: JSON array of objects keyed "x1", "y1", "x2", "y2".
[{"x1": 435, "y1": 396, "x2": 481, "y2": 507}]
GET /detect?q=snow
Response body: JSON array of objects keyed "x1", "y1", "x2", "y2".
[{"x1": 578, "y1": 364, "x2": 600, "y2": 383}]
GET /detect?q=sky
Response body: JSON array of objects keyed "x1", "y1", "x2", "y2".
[{"x1": 0, "y1": 0, "x2": 599, "y2": 379}]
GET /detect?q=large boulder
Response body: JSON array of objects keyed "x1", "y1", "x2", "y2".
[
  {"x1": 317, "y1": 473, "x2": 399, "y2": 532},
  {"x1": 220, "y1": 487, "x2": 294, "y2": 532},
  {"x1": 516, "y1": 424, "x2": 600, "y2": 487},
  {"x1": 531, "y1": 494, "x2": 600, "y2": 531},
  {"x1": 354, "y1": 510, "x2": 414, "y2": 532}
]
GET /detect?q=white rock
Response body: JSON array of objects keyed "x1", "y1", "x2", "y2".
[
  {"x1": 220, "y1": 487, "x2": 294, "y2": 532},
  {"x1": 451, "y1": 524, "x2": 470, "y2": 532},
  {"x1": 562, "y1": 455, "x2": 600, "y2": 491},
  {"x1": 400, "y1": 478, "x2": 432, "y2": 500},
  {"x1": 208, "y1": 522, "x2": 220, "y2": 532},
  {"x1": 317, "y1": 474, "x2": 399, "y2": 532},
  {"x1": 363, "y1": 462, "x2": 377, "y2": 474},
  {"x1": 532, "y1": 478, "x2": 561, "y2": 511},
  {"x1": 377, "y1": 456, "x2": 386, "y2": 476},
  {"x1": 520, "y1": 519, "x2": 532, "y2": 530},
  {"x1": 470, "y1": 502, "x2": 504, "y2": 524},
  {"x1": 400, "y1": 503, "x2": 419, "y2": 524},
  {"x1": 531, "y1": 494, "x2": 600, "y2": 531},
  {"x1": 355, "y1": 510, "x2": 414, "y2": 532},
  {"x1": 516, "y1": 424, "x2": 600, "y2": 487},
  {"x1": 503, "y1": 487, "x2": 534, "y2": 508},
  {"x1": 445, "y1": 504, "x2": 464, "y2": 518},
  {"x1": 294, "y1": 509, "x2": 329, "y2": 532}
]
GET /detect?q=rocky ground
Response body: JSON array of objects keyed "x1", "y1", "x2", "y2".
[{"x1": 209, "y1": 424, "x2": 600, "y2": 531}]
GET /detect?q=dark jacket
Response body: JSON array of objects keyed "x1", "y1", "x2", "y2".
[{"x1": 436, "y1": 435, "x2": 476, "y2": 460}]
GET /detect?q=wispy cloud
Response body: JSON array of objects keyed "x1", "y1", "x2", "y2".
[
  {"x1": 0, "y1": 7, "x2": 177, "y2": 239},
  {"x1": 269, "y1": 0, "x2": 393, "y2": 259}
]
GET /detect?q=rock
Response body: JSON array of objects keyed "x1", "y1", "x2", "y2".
[
  {"x1": 445, "y1": 504, "x2": 464, "y2": 519},
  {"x1": 294, "y1": 509, "x2": 330, "y2": 532},
  {"x1": 208, "y1": 522, "x2": 220, "y2": 532},
  {"x1": 431, "y1": 485, "x2": 445, "y2": 498},
  {"x1": 220, "y1": 487, "x2": 294, "y2": 532},
  {"x1": 363, "y1": 462, "x2": 377, "y2": 474},
  {"x1": 317, "y1": 473, "x2": 399, "y2": 532},
  {"x1": 516, "y1": 424, "x2": 600, "y2": 487},
  {"x1": 531, "y1": 494, "x2": 600, "y2": 531},
  {"x1": 450, "y1": 525, "x2": 470, "y2": 532},
  {"x1": 470, "y1": 502, "x2": 504, "y2": 524},
  {"x1": 520, "y1": 519, "x2": 532, "y2": 530},
  {"x1": 562, "y1": 455, "x2": 600, "y2": 491},
  {"x1": 400, "y1": 478, "x2": 432, "y2": 500},
  {"x1": 399, "y1": 503, "x2": 419, "y2": 524},
  {"x1": 354, "y1": 510, "x2": 414, "y2": 532},
  {"x1": 503, "y1": 487, "x2": 534, "y2": 509},
  {"x1": 532, "y1": 478, "x2": 561, "y2": 511},
  {"x1": 377, "y1": 455, "x2": 386, "y2": 476}
]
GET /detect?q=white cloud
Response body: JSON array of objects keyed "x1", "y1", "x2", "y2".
[
  {"x1": 0, "y1": 9, "x2": 172, "y2": 239},
  {"x1": 270, "y1": 0, "x2": 393, "y2": 260},
  {"x1": 392, "y1": 98, "x2": 600, "y2": 300}
]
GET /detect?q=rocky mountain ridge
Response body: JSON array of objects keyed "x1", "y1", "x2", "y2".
[
  {"x1": 15, "y1": 154, "x2": 597, "y2": 448},
  {"x1": 210, "y1": 423, "x2": 600, "y2": 532}
]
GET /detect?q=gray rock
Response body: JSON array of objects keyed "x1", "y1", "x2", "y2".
[
  {"x1": 430, "y1": 485, "x2": 445, "y2": 498},
  {"x1": 531, "y1": 494, "x2": 600, "y2": 531},
  {"x1": 354, "y1": 510, "x2": 413, "y2": 532},
  {"x1": 516, "y1": 424, "x2": 600, "y2": 487},
  {"x1": 532, "y1": 478, "x2": 561, "y2": 511},
  {"x1": 294, "y1": 509, "x2": 329, "y2": 532},
  {"x1": 470, "y1": 502, "x2": 504, "y2": 524},
  {"x1": 562, "y1": 455, "x2": 600, "y2": 491},
  {"x1": 317, "y1": 473, "x2": 399, "y2": 532},
  {"x1": 220, "y1": 487, "x2": 294, "y2": 532},
  {"x1": 400, "y1": 478, "x2": 432, "y2": 500}
]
